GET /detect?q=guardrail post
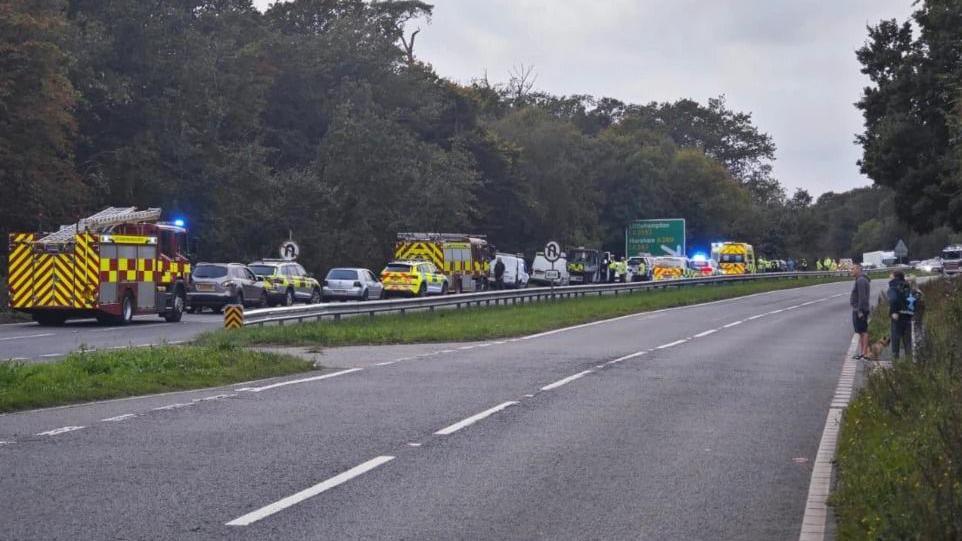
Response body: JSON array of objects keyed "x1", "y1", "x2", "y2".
[{"x1": 224, "y1": 304, "x2": 244, "y2": 329}]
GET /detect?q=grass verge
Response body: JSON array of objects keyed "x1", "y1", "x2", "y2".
[
  {"x1": 831, "y1": 278, "x2": 962, "y2": 539},
  {"x1": 198, "y1": 276, "x2": 849, "y2": 349},
  {"x1": 0, "y1": 345, "x2": 314, "y2": 413}
]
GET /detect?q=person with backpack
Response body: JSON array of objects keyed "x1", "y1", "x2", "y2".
[{"x1": 887, "y1": 270, "x2": 916, "y2": 359}]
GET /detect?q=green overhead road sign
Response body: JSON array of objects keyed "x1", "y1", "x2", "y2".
[{"x1": 625, "y1": 219, "x2": 686, "y2": 257}]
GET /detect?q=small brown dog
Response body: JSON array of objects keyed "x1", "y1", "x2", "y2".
[{"x1": 866, "y1": 336, "x2": 891, "y2": 361}]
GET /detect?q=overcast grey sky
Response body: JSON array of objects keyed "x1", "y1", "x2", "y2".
[{"x1": 256, "y1": 0, "x2": 914, "y2": 197}]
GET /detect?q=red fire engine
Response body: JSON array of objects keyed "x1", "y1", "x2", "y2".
[{"x1": 7, "y1": 207, "x2": 191, "y2": 325}]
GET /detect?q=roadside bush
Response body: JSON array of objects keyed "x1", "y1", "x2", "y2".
[{"x1": 832, "y1": 278, "x2": 962, "y2": 539}]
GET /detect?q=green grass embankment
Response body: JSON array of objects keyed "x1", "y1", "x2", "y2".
[
  {"x1": 0, "y1": 345, "x2": 313, "y2": 413},
  {"x1": 832, "y1": 277, "x2": 962, "y2": 539},
  {"x1": 198, "y1": 275, "x2": 848, "y2": 349}
]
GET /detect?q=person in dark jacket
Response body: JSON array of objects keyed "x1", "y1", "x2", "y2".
[
  {"x1": 494, "y1": 257, "x2": 505, "y2": 290},
  {"x1": 887, "y1": 270, "x2": 913, "y2": 359},
  {"x1": 850, "y1": 264, "x2": 871, "y2": 359}
]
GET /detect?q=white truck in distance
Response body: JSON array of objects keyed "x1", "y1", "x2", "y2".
[{"x1": 861, "y1": 251, "x2": 896, "y2": 269}]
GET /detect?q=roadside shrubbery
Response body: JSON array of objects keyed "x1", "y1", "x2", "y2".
[
  {"x1": 832, "y1": 278, "x2": 962, "y2": 539},
  {"x1": 0, "y1": 345, "x2": 314, "y2": 412}
]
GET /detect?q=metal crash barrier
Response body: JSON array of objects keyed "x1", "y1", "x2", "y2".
[{"x1": 226, "y1": 271, "x2": 852, "y2": 328}]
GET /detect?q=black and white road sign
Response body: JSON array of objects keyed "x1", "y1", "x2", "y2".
[
  {"x1": 279, "y1": 240, "x2": 300, "y2": 261},
  {"x1": 544, "y1": 241, "x2": 562, "y2": 263}
]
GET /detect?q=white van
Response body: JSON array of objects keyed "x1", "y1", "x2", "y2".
[
  {"x1": 490, "y1": 253, "x2": 529, "y2": 289},
  {"x1": 529, "y1": 252, "x2": 569, "y2": 286}
]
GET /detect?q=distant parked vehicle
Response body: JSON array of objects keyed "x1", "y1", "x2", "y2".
[
  {"x1": 627, "y1": 255, "x2": 655, "y2": 282},
  {"x1": 188, "y1": 263, "x2": 268, "y2": 312},
  {"x1": 688, "y1": 256, "x2": 719, "y2": 276},
  {"x1": 530, "y1": 252, "x2": 569, "y2": 286},
  {"x1": 917, "y1": 258, "x2": 942, "y2": 273},
  {"x1": 248, "y1": 260, "x2": 322, "y2": 306},
  {"x1": 489, "y1": 253, "x2": 529, "y2": 289},
  {"x1": 942, "y1": 245, "x2": 962, "y2": 275},
  {"x1": 322, "y1": 268, "x2": 384, "y2": 302}
]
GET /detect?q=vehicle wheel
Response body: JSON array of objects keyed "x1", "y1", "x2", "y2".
[
  {"x1": 417, "y1": 284, "x2": 427, "y2": 297},
  {"x1": 260, "y1": 291, "x2": 269, "y2": 308},
  {"x1": 34, "y1": 313, "x2": 67, "y2": 326},
  {"x1": 284, "y1": 288, "x2": 295, "y2": 306},
  {"x1": 310, "y1": 288, "x2": 321, "y2": 304},
  {"x1": 362, "y1": 289, "x2": 369, "y2": 301},
  {"x1": 164, "y1": 289, "x2": 185, "y2": 323},
  {"x1": 118, "y1": 292, "x2": 135, "y2": 325},
  {"x1": 214, "y1": 305, "x2": 224, "y2": 314},
  {"x1": 441, "y1": 282, "x2": 449, "y2": 295}
]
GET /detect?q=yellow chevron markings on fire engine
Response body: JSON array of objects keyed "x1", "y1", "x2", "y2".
[
  {"x1": 74, "y1": 233, "x2": 99, "y2": 307},
  {"x1": 52, "y1": 254, "x2": 76, "y2": 306},
  {"x1": 396, "y1": 242, "x2": 444, "y2": 269},
  {"x1": 224, "y1": 304, "x2": 244, "y2": 329},
  {"x1": 8, "y1": 233, "x2": 36, "y2": 308},
  {"x1": 34, "y1": 254, "x2": 55, "y2": 306}
]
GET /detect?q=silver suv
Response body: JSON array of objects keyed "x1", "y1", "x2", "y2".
[{"x1": 187, "y1": 263, "x2": 268, "y2": 312}]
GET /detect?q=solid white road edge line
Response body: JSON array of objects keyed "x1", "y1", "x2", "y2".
[
  {"x1": 240, "y1": 368, "x2": 363, "y2": 393},
  {"x1": 541, "y1": 370, "x2": 594, "y2": 391},
  {"x1": 35, "y1": 426, "x2": 85, "y2": 436},
  {"x1": 435, "y1": 401, "x2": 518, "y2": 435},
  {"x1": 0, "y1": 333, "x2": 55, "y2": 342},
  {"x1": 798, "y1": 334, "x2": 859, "y2": 541},
  {"x1": 225, "y1": 456, "x2": 396, "y2": 527}
]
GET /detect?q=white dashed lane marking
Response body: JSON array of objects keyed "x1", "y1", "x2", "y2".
[
  {"x1": 693, "y1": 329, "x2": 718, "y2": 338},
  {"x1": 36, "y1": 426, "x2": 85, "y2": 437},
  {"x1": 541, "y1": 370, "x2": 594, "y2": 391},
  {"x1": 435, "y1": 401, "x2": 518, "y2": 436},
  {"x1": 226, "y1": 456, "x2": 396, "y2": 527},
  {"x1": 100, "y1": 414, "x2": 137, "y2": 422},
  {"x1": 656, "y1": 339, "x2": 688, "y2": 349}
]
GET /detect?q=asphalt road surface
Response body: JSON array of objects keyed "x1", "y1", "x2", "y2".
[
  {"x1": 0, "y1": 280, "x2": 864, "y2": 540},
  {"x1": 0, "y1": 312, "x2": 224, "y2": 361}
]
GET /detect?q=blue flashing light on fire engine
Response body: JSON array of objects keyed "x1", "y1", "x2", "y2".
[{"x1": 173, "y1": 218, "x2": 186, "y2": 227}]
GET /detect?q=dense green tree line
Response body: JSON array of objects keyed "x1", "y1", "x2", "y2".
[{"x1": 1, "y1": 0, "x2": 957, "y2": 277}]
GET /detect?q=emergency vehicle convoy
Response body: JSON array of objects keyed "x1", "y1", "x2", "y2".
[
  {"x1": 7, "y1": 207, "x2": 190, "y2": 325},
  {"x1": 8, "y1": 206, "x2": 862, "y2": 326},
  {"x1": 393, "y1": 233, "x2": 493, "y2": 293}
]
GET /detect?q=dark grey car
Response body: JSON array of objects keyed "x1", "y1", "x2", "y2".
[
  {"x1": 322, "y1": 268, "x2": 384, "y2": 301},
  {"x1": 187, "y1": 263, "x2": 268, "y2": 312}
]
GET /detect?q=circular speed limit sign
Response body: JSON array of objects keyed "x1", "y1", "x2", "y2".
[
  {"x1": 279, "y1": 240, "x2": 300, "y2": 261},
  {"x1": 544, "y1": 241, "x2": 561, "y2": 263}
]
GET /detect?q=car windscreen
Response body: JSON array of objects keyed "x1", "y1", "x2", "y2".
[
  {"x1": 720, "y1": 254, "x2": 744, "y2": 263},
  {"x1": 385, "y1": 264, "x2": 412, "y2": 273},
  {"x1": 327, "y1": 269, "x2": 358, "y2": 280},
  {"x1": 942, "y1": 250, "x2": 962, "y2": 260},
  {"x1": 192, "y1": 265, "x2": 228, "y2": 278},
  {"x1": 248, "y1": 265, "x2": 277, "y2": 277}
]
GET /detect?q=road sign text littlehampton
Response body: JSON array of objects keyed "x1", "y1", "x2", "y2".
[{"x1": 625, "y1": 219, "x2": 686, "y2": 257}]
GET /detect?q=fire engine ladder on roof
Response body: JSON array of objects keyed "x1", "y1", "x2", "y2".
[
  {"x1": 36, "y1": 207, "x2": 162, "y2": 244},
  {"x1": 397, "y1": 232, "x2": 487, "y2": 241}
]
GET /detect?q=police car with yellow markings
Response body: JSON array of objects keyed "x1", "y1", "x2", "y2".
[
  {"x1": 380, "y1": 260, "x2": 449, "y2": 297},
  {"x1": 248, "y1": 259, "x2": 321, "y2": 306}
]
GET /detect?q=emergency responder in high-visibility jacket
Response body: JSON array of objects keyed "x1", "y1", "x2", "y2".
[
  {"x1": 608, "y1": 259, "x2": 619, "y2": 283},
  {"x1": 823, "y1": 257, "x2": 832, "y2": 270},
  {"x1": 816, "y1": 259, "x2": 823, "y2": 271},
  {"x1": 617, "y1": 257, "x2": 628, "y2": 282},
  {"x1": 637, "y1": 259, "x2": 647, "y2": 281}
]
